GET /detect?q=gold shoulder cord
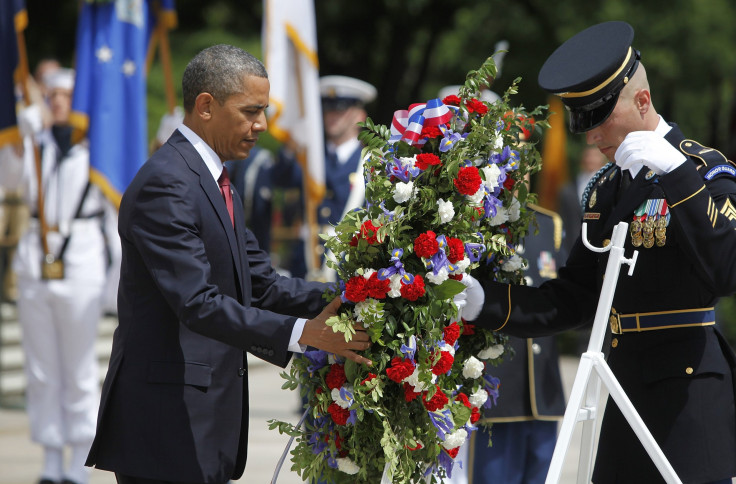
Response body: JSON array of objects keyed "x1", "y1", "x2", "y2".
[{"x1": 495, "y1": 285, "x2": 512, "y2": 331}]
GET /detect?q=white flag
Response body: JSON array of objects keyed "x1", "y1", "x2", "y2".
[{"x1": 262, "y1": 0, "x2": 324, "y2": 204}]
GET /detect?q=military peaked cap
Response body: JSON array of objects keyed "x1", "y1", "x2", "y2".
[{"x1": 538, "y1": 21, "x2": 640, "y2": 134}]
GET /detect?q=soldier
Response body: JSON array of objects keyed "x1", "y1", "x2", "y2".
[{"x1": 467, "y1": 21, "x2": 736, "y2": 483}]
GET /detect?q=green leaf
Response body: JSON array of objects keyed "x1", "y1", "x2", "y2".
[{"x1": 432, "y1": 278, "x2": 465, "y2": 300}]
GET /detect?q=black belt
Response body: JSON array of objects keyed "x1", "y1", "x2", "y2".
[{"x1": 609, "y1": 307, "x2": 715, "y2": 335}]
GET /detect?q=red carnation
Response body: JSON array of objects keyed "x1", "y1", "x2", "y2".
[
  {"x1": 366, "y1": 272, "x2": 390, "y2": 299},
  {"x1": 415, "y1": 153, "x2": 442, "y2": 170},
  {"x1": 446, "y1": 447, "x2": 460, "y2": 459},
  {"x1": 431, "y1": 351, "x2": 454, "y2": 375},
  {"x1": 466, "y1": 98, "x2": 488, "y2": 115},
  {"x1": 325, "y1": 363, "x2": 347, "y2": 390},
  {"x1": 420, "y1": 125, "x2": 443, "y2": 139},
  {"x1": 400, "y1": 274, "x2": 426, "y2": 301},
  {"x1": 447, "y1": 237, "x2": 465, "y2": 263},
  {"x1": 414, "y1": 231, "x2": 439, "y2": 258},
  {"x1": 455, "y1": 392, "x2": 471, "y2": 408},
  {"x1": 328, "y1": 402, "x2": 350, "y2": 426},
  {"x1": 462, "y1": 321, "x2": 476, "y2": 335},
  {"x1": 403, "y1": 382, "x2": 421, "y2": 402},
  {"x1": 344, "y1": 276, "x2": 369, "y2": 303},
  {"x1": 386, "y1": 357, "x2": 415, "y2": 383},
  {"x1": 360, "y1": 220, "x2": 381, "y2": 245},
  {"x1": 503, "y1": 176, "x2": 515, "y2": 191},
  {"x1": 454, "y1": 166, "x2": 482, "y2": 196},
  {"x1": 422, "y1": 385, "x2": 449, "y2": 411},
  {"x1": 442, "y1": 95, "x2": 461, "y2": 106},
  {"x1": 449, "y1": 273, "x2": 464, "y2": 281},
  {"x1": 361, "y1": 373, "x2": 377, "y2": 385},
  {"x1": 470, "y1": 407, "x2": 481, "y2": 424},
  {"x1": 443, "y1": 322, "x2": 461, "y2": 346}
]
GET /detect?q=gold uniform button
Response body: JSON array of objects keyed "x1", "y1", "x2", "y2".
[
  {"x1": 685, "y1": 367, "x2": 694, "y2": 375},
  {"x1": 602, "y1": 239, "x2": 611, "y2": 247},
  {"x1": 611, "y1": 338, "x2": 618, "y2": 348}
]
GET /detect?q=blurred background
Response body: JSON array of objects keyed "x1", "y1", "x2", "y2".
[{"x1": 2, "y1": 0, "x2": 736, "y2": 392}]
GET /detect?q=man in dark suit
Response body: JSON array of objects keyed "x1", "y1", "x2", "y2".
[
  {"x1": 469, "y1": 22, "x2": 736, "y2": 483},
  {"x1": 85, "y1": 44, "x2": 372, "y2": 484}
]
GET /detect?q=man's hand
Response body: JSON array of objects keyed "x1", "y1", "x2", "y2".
[
  {"x1": 300, "y1": 297, "x2": 373, "y2": 366},
  {"x1": 614, "y1": 131, "x2": 686, "y2": 175}
]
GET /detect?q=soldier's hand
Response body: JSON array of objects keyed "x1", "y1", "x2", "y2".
[
  {"x1": 299, "y1": 297, "x2": 373, "y2": 366},
  {"x1": 615, "y1": 131, "x2": 686, "y2": 175}
]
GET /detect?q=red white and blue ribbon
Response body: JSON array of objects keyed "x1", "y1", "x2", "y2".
[{"x1": 389, "y1": 98, "x2": 455, "y2": 146}]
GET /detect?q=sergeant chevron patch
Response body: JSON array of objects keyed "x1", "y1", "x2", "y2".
[{"x1": 721, "y1": 199, "x2": 736, "y2": 222}]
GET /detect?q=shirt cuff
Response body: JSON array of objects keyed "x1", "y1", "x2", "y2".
[{"x1": 288, "y1": 318, "x2": 308, "y2": 353}]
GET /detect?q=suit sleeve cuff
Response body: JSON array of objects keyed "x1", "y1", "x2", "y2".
[{"x1": 288, "y1": 318, "x2": 308, "y2": 353}]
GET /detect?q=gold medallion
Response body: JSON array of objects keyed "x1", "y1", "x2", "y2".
[
  {"x1": 655, "y1": 236, "x2": 666, "y2": 247},
  {"x1": 632, "y1": 235, "x2": 643, "y2": 247},
  {"x1": 630, "y1": 219, "x2": 642, "y2": 234},
  {"x1": 643, "y1": 237, "x2": 654, "y2": 249}
]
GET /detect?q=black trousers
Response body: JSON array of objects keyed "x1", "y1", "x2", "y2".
[{"x1": 114, "y1": 474, "x2": 230, "y2": 484}]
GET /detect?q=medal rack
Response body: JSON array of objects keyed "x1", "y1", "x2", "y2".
[{"x1": 545, "y1": 221, "x2": 682, "y2": 484}]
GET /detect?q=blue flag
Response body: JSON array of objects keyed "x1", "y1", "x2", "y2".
[
  {"x1": 0, "y1": 0, "x2": 26, "y2": 147},
  {"x1": 71, "y1": 0, "x2": 158, "y2": 208}
]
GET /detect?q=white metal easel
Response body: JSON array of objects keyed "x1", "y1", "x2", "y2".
[{"x1": 545, "y1": 221, "x2": 682, "y2": 484}]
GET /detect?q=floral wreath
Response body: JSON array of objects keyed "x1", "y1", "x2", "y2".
[{"x1": 270, "y1": 56, "x2": 548, "y2": 483}]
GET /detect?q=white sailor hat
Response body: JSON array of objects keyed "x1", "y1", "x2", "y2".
[
  {"x1": 438, "y1": 84, "x2": 500, "y2": 104},
  {"x1": 320, "y1": 75, "x2": 377, "y2": 110},
  {"x1": 43, "y1": 68, "x2": 75, "y2": 91}
]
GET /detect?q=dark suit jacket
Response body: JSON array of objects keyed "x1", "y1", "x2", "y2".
[{"x1": 86, "y1": 130, "x2": 328, "y2": 483}]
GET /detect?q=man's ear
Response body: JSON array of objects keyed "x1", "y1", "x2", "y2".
[
  {"x1": 634, "y1": 89, "x2": 651, "y2": 115},
  {"x1": 194, "y1": 92, "x2": 214, "y2": 121}
]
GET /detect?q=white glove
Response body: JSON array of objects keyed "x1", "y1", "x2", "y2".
[
  {"x1": 17, "y1": 104, "x2": 43, "y2": 139},
  {"x1": 453, "y1": 287, "x2": 467, "y2": 312},
  {"x1": 156, "y1": 106, "x2": 184, "y2": 145},
  {"x1": 459, "y1": 274, "x2": 484, "y2": 321},
  {"x1": 614, "y1": 131, "x2": 686, "y2": 176}
]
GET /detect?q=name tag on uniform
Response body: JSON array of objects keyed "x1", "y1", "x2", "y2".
[{"x1": 583, "y1": 213, "x2": 600, "y2": 220}]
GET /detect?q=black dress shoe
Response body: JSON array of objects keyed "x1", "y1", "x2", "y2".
[{"x1": 39, "y1": 479, "x2": 59, "y2": 484}]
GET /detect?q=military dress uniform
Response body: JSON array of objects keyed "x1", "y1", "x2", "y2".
[
  {"x1": 475, "y1": 22, "x2": 736, "y2": 484},
  {"x1": 469, "y1": 205, "x2": 567, "y2": 484}
]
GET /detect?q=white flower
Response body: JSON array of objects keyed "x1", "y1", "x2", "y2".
[
  {"x1": 426, "y1": 267, "x2": 449, "y2": 285},
  {"x1": 399, "y1": 155, "x2": 417, "y2": 169},
  {"x1": 453, "y1": 257, "x2": 470, "y2": 273},
  {"x1": 362, "y1": 268, "x2": 376, "y2": 279},
  {"x1": 489, "y1": 206, "x2": 509, "y2": 226},
  {"x1": 507, "y1": 197, "x2": 521, "y2": 222},
  {"x1": 438, "y1": 341, "x2": 455, "y2": 356},
  {"x1": 501, "y1": 254, "x2": 524, "y2": 272},
  {"x1": 331, "y1": 385, "x2": 354, "y2": 409},
  {"x1": 493, "y1": 135, "x2": 504, "y2": 150},
  {"x1": 442, "y1": 428, "x2": 468, "y2": 450},
  {"x1": 469, "y1": 389, "x2": 489, "y2": 408},
  {"x1": 481, "y1": 164, "x2": 502, "y2": 191},
  {"x1": 468, "y1": 186, "x2": 486, "y2": 204},
  {"x1": 354, "y1": 298, "x2": 383, "y2": 324},
  {"x1": 404, "y1": 368, "x2": 436, "y2": 392},
  {"x1": 388, "y1": 274, "x2": 402, "y2": 298},
  {"x1": 478, "y1": 344, "x2": 505, "y2": 360},
  {"x1": 437, "y1": 198, "x2": 455, "y2": 223},
  {"x1": 462, "y1": 356, "x2": 484, "y2": 379},
  {"x1": 393, "y1": 181, "x2": 414, "y2": 203},
  {"x1": 336, "y1": 457, "x2": 360, "y2": 475}
]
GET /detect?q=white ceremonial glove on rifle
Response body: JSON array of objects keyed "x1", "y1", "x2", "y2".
[
  {"x1": 457, "y1": 274, "x2": 484, "y2": 321},
  {"x1": 156, "y1": 106, "x2": 184, "y2": 146},
  {"x1": 614, "y1": 130, "x2": 686, "y2": 176}
]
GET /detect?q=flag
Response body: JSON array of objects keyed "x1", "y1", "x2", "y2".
[
  {"x1": 70, "y1": 0, "x2": 155, "y2": 208},
  {"x1": 0, "y1": 0, "x2": 27, "y2": 147},
  {"x1": 262, "y1": 0, "x2": 324, "y2": 205},
  {"x1": 537, "y1": 95, "x2": 569, "y2": 211}
]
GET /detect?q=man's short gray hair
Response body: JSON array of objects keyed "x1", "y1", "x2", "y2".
[{"x1": 182, "y1": 44, "x2": 268, "y2": 112}]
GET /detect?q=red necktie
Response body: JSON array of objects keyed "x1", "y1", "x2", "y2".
[{"x1": 218, "y1": 167, "x2": 235, "y2": 227}]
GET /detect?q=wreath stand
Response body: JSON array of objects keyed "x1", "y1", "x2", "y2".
[{"x1": 544, "y1": 221, "x2": 681, "y2": 484}]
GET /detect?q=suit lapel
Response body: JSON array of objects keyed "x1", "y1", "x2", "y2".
[{"x1": 169, "y1": 131, "x2": 246, "y2": 293}]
